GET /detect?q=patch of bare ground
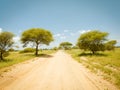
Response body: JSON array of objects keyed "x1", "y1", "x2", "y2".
[{"x1": 0, "y1": 51, "x2": 118, "y2": 90}]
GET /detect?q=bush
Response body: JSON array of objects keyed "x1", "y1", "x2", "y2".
[
  {"x1": 19, "y1": 48, "x2": 35, "y2": 53},
  {"x1": 0, "y1": 51, "x2": 9, "y2": 60},
  {"x1": 8, "y1": 48, "x2": 15, "y2": 52}
]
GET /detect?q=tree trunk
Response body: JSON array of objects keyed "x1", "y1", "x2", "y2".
[
  {"x1": 35, "y1": 44, "x2": 39, "y2": 56},
  {"x1": 0, "y1": 52, "x2": 3, "y2": 60},
  {"x1": 92, "y1": 51, "x2": 95, "y2": 54}
]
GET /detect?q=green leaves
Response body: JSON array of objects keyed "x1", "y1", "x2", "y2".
[
  {"x1": 105, "y1": 40, "x2": 117, "y2": 50},
  {"x1": 21, "y1": 28, "x2": 54, "y2": 55},
  {"x1": 59, "y1": 42, "x2": 72, "y2": 50},
  {"x1": 0, "y1": 32, "x2": 14, "y2": 50},
  {"x1": 21, "y1": 28, "x2": 53, "y2": 45},
  {"x1": 0, "y1": 31, "x2": 14, "y2": 60},
  {"x1": 77, "y1": 30, "x2": 109, "y2": 54}
]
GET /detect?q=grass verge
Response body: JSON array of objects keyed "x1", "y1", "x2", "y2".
[
  {"x1": 0, "y1": 50, "x2": 56, "y2": 69},
  {"x1": 66, "y1": 48, "x2": 120, "y2": 89}
]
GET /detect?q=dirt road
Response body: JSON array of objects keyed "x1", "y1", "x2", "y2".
[{"x1": 0, "y1": 51, "x2": 118, "y2": 90}]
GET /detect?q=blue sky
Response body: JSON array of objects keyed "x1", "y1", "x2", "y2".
[{"x1": 0, "y1": 0, "x2": 120, "y2": 48}]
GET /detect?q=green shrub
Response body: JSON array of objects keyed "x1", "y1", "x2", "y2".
[
  {"x1": 19, "y1": 48, "x2": 35, "y2": 53},
  {"x1": 3, "y1": 51, "x2": 10, "y2": 57},
  {"x1": 8, "y1": 48, "x2": 15, "y2": 52}
]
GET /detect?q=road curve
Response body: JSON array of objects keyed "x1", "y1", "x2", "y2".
[{"x1": 0, "y1": 51, "x2": 118, "y2": 90}]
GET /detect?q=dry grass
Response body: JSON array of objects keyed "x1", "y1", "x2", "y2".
[
  {"x1": 66, "y1": 48, "x2": 120, "y2": 89},
  {"x1": 0, "y1": 50, "x2": 56, "y2": 69}
]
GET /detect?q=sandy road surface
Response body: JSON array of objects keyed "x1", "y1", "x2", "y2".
[{"x1": 0, "y1": 51, "x2": 118, "y2": 90}]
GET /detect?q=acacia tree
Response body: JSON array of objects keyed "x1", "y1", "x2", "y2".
[
  {"x1": 59, "y1": 42, "x2": 72, "y2": 50},
  {"x1": 77, "y1": 30, "x2": 108, "y2": 54},
  {"x1": 21, "y1": 28, "x2": 54, "y2": 56},
  {"x1": 105, "y1": 40, "x2": 117, "y2": 51},
  {"x1": 0, "y1": 31, "x2": 14, "y2": 60}
]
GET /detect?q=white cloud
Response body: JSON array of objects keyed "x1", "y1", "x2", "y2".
[
  {"x1": 117, "y1": 39, "x2": 120, "y2": 43},
  {"x1": 0, "y1": 28, "x2": 2, "y2": 33},
  {"x1": 64, "y1": 30, "x2": 69, "y2": 32},
  {"x1": 13, "y1": 36, "x2": 20, "y2": 42},
  {"x1": 54, "y1": 33, "x2": 67, "y2": 39},
  {"x1": 12, "y1": 36, "x2": 23, "y2": 50},
  {"x1": 70, "y1": 33, "x2": 76, "y2": 36},
  {"x1": 60, "y1": 36, "x2": 66, "y2": 39},
  {"x1": 54, "y1": 33, "x2": 61, "y2": 37},
  {"x1": 78, "y1": 30, "x2": 91, "y2": 34}
]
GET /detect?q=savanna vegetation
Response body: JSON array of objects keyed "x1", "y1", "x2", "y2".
[
  {"x1": 0, "y1": 49, "x2": 56, "y2": 69},
  {"x1": 21, "y1": 28, "x2": 54, "y2": 56},
  {"x1": 0, "y1": 28, "x2": 119, "y2": 88},
  {"x1": 66, "y1": 30, "x2": 120, "y2": 88},
  {"x1": 0, "y1": 28, "x2": 55, "y2": 69},
  {"x1": 0, "y1": 32, "x2": 14, "y2": 60},
  {"x1": 66, "y1": 48, "x2": 120, "y2": 88},
  {"x1": 59, "y1": 42, "x2": 72, "y2": 50},
  {"x1": 77, "y1": 30, "x2": 117, "y2": 54}
]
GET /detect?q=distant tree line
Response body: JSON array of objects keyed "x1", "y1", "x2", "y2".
[
  {"x1": 59, "y1": 42, "x2": 72, "y2": 50},
  {"x1": 0, "y1": 29, "x2": 117, "y2": 60},
  {"x1": 59, "y1": 30, "x2": 117, "y2": 54}
]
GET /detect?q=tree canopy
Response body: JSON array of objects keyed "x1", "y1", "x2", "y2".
[
  {"x1": 105, "y1": 40, "x2": 117, "y2": 51},
  {"x1": 21, "y1": 28, "x2": 54, "y2": 55},
  {"x1": 77, "y1": 30, "x2": 109, "y2": 54},
  {"x1": 59, "y1": 42, "x2": 72, "y2": 50},
  {"x1": 0, "y1": 31, "x2": 14, "y2": 60}
]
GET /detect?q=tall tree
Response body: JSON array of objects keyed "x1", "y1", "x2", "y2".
[
  {"x1": 77, "y1": 30, "x2": 108, "y2": 54},
  {"x1": 0, "y1": 31, "x2": 14, "y2": 60},
  {"x1": 21, "y1": 28, "x2": 54, "y2": 55},
  {"x1": 59, "y1": 42, "x2": 72, "y2": 50}
]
